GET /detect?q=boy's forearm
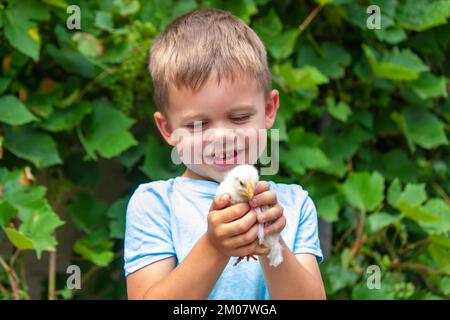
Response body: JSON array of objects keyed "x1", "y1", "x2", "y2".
[
  {"x1": 259, "y1": 238, "x2": 326, "y2": 300},
  {"x1": 143, "y1": 233, "x2": 229, "y2": 299}
]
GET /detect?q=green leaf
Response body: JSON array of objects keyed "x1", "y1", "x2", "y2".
[
  {"x1": 268, "y1": 29, "x2": 300, "y2": 60},
  {"x1": 73, "y1": 33, "x2": 102, "y2": 58},
  {"x1": 253, "y1": 9, "x2": 282, "y2": 44},
  {"x1": 0, "y1": 95, "x2": 38, "y2": 125},
  {"x1": 4, "y1": 126, "x2": 62, "y2": 168},
  {"x1": 1, "y1": 168, "x2": 64, "y2": 258},
  {"x1": 341, "y1": 171, "x2": 385, "y2": 211},
  {"x1": 0, "y1": 77, "x2": 11, "y2": 95},
  {"x1": 285, "y1": 146, "x2": 330, "y2": 175},
  {"x1": 107, "y1": 198, "x2": 128, "y2": 239},
  {"x1": 47, "y1": 44, "x2": 96, "y2": 78},
  {"x1": 67, "y1": 192, "x2": 108, "y2": 234},
  {"x1": 428, "y1": 243, "x2": 450, "y2": 274},
  {"x1": 363, "y1": 45, "x2": 429, "y2": 80},
  {"x1": 4, "y1": 228, "x2": 35, "y2": 250},
  {"x1": 419, "y1": 199, "x2": 450, "y2": 234},
  {"x1": 327, "y1": 97, "x2": 352, "y2": 122},
  {"x1": 272, "y1": 114, "x2": 288, "y2": 142},
  {"x1": 351, "y1": 278, "x2": 395, "y2": 300},
  {"x1": 396, "y1": 183, "x2": 427, "y2": 207},
  {"x1": 397, "y1": 201, "x2": 440, "y2": 223},
  {"x1": 223, "y1": 0, "x2": 258, "y2": 24},
  {"x1": 367, "y1": 212, "x2": 401, "y2": 234},
  {"x1": 297, "y1": 43, "x2": 351, "y2": 79},
  {"x1": 3, "y1": 0, "x2": 50, "y2": 61},
  {"x1": 402, "y1": 107, "x2": 448, "y2": 149},
  {"x1": 438, "y1": 277, "x2": 450, "y2": 296},
  {"x1": 36, "y1": 101, "x2": 92, "y2": 132},
  {"x1": 0, "y1": 200, "x2": 17, "y2": 228},
  {"x1": 397, "y1": 0, "x2": 450, "y2": 32},
  {"x1": 317, "y1": 194, "x2": 340, "y2": 223},
  {"x1": 321, "y1": 256, "x2": 358, "y2": 294},
  {"x1": 95, "y1": 11, "x2": 114, "y2": 32},
  {"x1": 140, "y1": 136, "x2": 184, "y2": 180},
  {"x1": 411, "y1": 73, "x2": 448, "y2": 99},
  {"x1": 274, "y1": 63, "x2": 328, "y2": 92},
  {"x1": 79, "y1": 98, "x2": 137, "y2": 159},
  {"x1": 74, "y1": 236, "x2": 114, "y2": 267},
  {"x1": 387, "y1": 179, "x2": 402, "y2": 207},
  {"x1": 6, "y1": 0, "x2": 50, "y2": 21},
  {"x1": 374, "y1": 24, "x2": 407, "y2": 45}
]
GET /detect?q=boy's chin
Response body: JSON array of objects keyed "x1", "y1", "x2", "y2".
[{"x1": 184, "y1": 164, "x2": 236, "y2": 182}]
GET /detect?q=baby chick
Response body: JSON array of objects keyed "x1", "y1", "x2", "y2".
[{"x1": 216, "y1": 165, "x2": 284, "y2": 267}]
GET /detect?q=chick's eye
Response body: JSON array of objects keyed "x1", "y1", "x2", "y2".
[{"x1": 239, "y1": 181, "x2": 244, "y2": 187}]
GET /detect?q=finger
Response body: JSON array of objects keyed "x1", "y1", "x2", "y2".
[
  {"x1": 210, "y1": 193, "x2": 230, "y2": 211},
  {"x1": 219, "y1": 202, "x2": 251, "y2": 223},
  {"x1": 225, "y1": 209, "x2": 257, "y2": 236},
  {"x1": 233, "y1": 240, "x2": 258, "y2": 257},
  {"x1": 224, "y1": 223, "x2": 259, "y2": 248},
  {"x1": 265, "y1": 215, "x2": 286, "y2": 236},
  {"x1": 257, "y1": 204, "x2": 283, "y2": 224},
  {"x1": 254, "y1": 180, "x2": 269, "y2": 196},
  {"x1": 250, "y1": 190, "x2": 276, "y2": 208}
]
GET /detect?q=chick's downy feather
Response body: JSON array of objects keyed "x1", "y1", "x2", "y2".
[{"x1": 216, "y1": 165, "x2": 284, "y2": 267}]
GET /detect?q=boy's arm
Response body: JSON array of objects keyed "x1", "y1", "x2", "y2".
[
  {"x1": 250, "y1": 181, "x2": 325, "y2": 299},
  {"x1": 259, "y1": 238, "x2": 326, "y2": 299},
  {"x1": 127, "y1": 194, "x2": 260, "y2": 299},
  {"x1": 127, "y1": 233, "x2": 229, "y2": 299}
]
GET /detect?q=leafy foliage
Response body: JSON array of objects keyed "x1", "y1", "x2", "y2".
[{"x1": 0, "y1": 0, "x2": 449, "y2": 300}]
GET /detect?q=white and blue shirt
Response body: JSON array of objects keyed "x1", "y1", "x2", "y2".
[{"x1": 124, "y1": 176, "x2": 323, "y2": 300}]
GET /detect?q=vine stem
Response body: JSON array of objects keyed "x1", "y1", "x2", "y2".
[
  {"x1": 392, "y1": 262, "x2": 449, "y2": 276},
  {"x1": 431, "y1": 182, "x2": 450, "y2": 206},
  {"x1": 350, "y1": 208, "x2": 366, "y2": 260},
  {"x1": 0, "y1": 282, "x2": 7, "y2": 296},
  {"x1": 299, "y1": 4, "x2": 324, "y2": 32},
  {"x1": 0, "y1": 256, "x2": 20, "y2": 300},
  {"x1": 48, "y1": 251, "x2": 57, "y2": 300}
]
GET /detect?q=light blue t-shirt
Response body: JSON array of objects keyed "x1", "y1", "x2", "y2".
[{"x1": 124, "y1": 176, "x2": 323, "y2": 300}]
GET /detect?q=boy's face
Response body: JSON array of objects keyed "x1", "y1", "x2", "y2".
[{"x1": 154, "y1": 73, "x2": 279, "y2": 182}]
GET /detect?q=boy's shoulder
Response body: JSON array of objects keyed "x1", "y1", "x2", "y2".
[
  {"x1": 128, "y1": 178, "x2": 177, "y2": 208},
  {"x1": 268, "y1": 181, "x2": 311, "y2": 208}
]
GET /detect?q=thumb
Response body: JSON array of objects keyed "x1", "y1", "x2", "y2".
[{"x1": 210, "y1": 194, "x2": 230, "y2": 211}]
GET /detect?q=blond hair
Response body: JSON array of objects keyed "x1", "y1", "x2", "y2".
[{"x1": 148, "y1": 8, "x2": 272, "y2": 112}]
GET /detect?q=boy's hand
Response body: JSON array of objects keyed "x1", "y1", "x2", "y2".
[
  {"x1": 249, "y1": 181, "x2": 286, "y2": 237},
  {"x1": 206, "y1": 194, "x2": 259, "y2": 258}
]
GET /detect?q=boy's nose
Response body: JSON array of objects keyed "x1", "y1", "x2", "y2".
[{"x1": 204, "y1": 127, "x2": 237, "y2": 143}]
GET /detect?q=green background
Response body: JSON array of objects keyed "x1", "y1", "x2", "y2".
[{"x1": 0, "y1": 0, "x2": 449, "y2": 299}]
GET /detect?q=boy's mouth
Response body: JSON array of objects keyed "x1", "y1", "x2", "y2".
[{"x1": 206, "y1": 149, "x2": 242, "y2": 167}]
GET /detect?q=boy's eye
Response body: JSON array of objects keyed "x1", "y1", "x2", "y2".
[
  {"x1": 186, "y1": 121, "x2": 208, "y2": 129},
  {"x1": 230, "y1": 114, "x2": 250, "y2": 122}
]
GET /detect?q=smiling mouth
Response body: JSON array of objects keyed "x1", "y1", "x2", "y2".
[{"x1": 206, "y1": 150, "x2": 242, "y2": 166}]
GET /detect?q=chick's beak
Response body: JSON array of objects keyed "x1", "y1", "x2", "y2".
[{"x1": 246, "y1": 182, "x2": 254, "y2": 200}]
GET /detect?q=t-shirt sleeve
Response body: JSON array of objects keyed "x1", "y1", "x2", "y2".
[
  {"x1": 123, "y1": 183, "x2": 176, "y2": 276},
  {"x1": 292, "y1": 194, "x2": 324, "y2": 264}
]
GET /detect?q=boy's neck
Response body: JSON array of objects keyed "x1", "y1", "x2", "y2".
[{"x1": 182, "y1": 168, "x2": 217, "y2": 182}]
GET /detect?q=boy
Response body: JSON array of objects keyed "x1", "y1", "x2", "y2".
[{"x1": 124, "y1": 8, "x2": 325, "y2": 300}]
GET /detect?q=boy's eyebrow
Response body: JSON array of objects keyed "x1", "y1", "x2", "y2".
[
  {"x1": 181, "y1": 105, "x2": 257, "y2": 122},
  {"x1": 228, "y1": 104, "x2": 257, "y2": 112},
  {"x1": 181, "y1": 113, "x2": 209, "y2": 123}
]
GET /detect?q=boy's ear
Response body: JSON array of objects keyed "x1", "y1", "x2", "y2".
[
  {"x1": 265, "y1": 89, "x2": 280, "y2": 129},
  {"x1": 154, "y1": 111, "x2": 176, "y2": 146}
]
